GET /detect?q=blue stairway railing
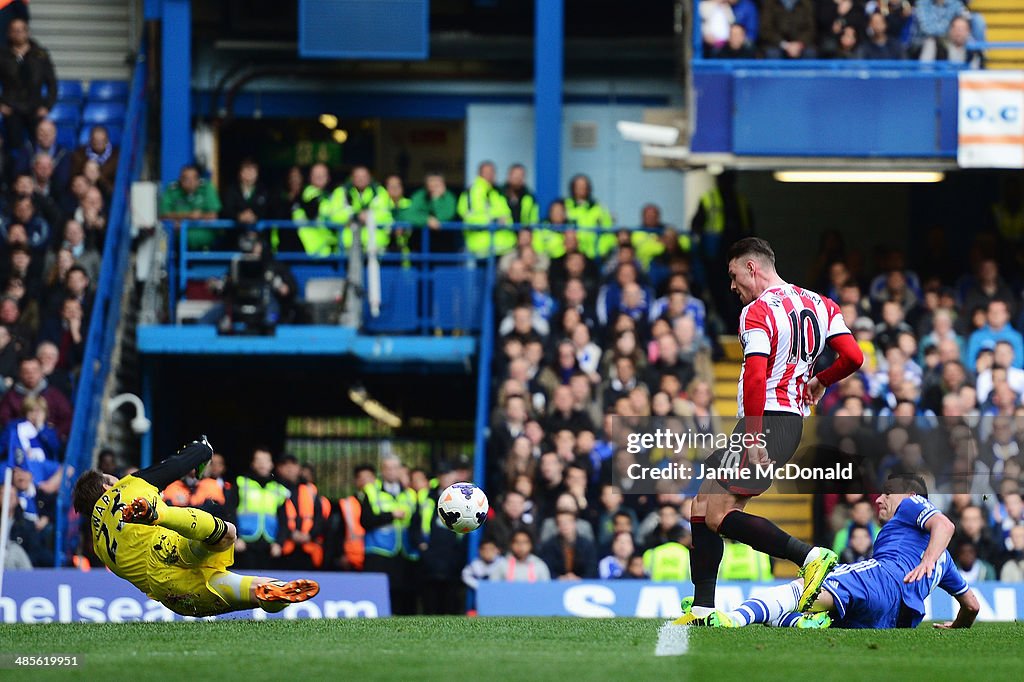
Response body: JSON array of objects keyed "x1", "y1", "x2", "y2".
[{"x1": 55, "y1": 43, "x2": 149, "y2": 567}]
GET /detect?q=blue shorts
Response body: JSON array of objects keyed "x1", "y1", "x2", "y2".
[{"x1": 820, "y1": 560, "x2": 902, "y2": 629}]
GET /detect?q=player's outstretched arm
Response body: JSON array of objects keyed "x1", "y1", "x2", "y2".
[
  {"x1": 934, "y1": 590, "x2": 980, "y2": 630},
  {"x1": 904, "y1": 512, "x2": 956, "y2": 584},
  {"x1": 134, "y1": 436, "x2": 214, "y2": 490},
  {"x1": 804, "y1": 334, "x2": 864, "y2": 406}
]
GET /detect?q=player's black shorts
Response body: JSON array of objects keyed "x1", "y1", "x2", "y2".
[{"x1": 703, "y1": 410, "x2": 804, "y2": 496}]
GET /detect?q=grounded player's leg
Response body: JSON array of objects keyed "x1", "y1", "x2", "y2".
[
  {"x1": 723, "y1": 579, "x2": 802, "y2": 627},
  {"x1": 208, "y1": 572, "x2": 320, "y2": 614}
]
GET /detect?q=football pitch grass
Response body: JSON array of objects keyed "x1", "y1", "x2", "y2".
[{"x1": 1, "y1": 618, "x2": 1021, "y2": 681}]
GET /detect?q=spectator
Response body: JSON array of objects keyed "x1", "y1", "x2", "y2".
[
  {"x1": 462, "y1": 537, "x2": 500, "y2": 590},
  {"x1": 70, "y1": 125, "x2": 119, "y2": 197},
  {"x1": 1, "y1": 395, "x2": 61, "y2": 489},
  {"x1": 159, "y1": 165, "x2": 222, "y2": 250},
  {"x1": 546, "y1": 384, "x2": 595, "y2": 435},
  {"x1": 832, "y1": 498, "x2": 880, "y2": 553},
  {"x1": 953, "y1": 504, "x2": 1003, "y2": 567},
  {"x1": 599, "y1": 530, "x2": 636, "y2": 579},
  {"x1": 491, "y1": 529, "x2": 551, "y2": 582},
  {"x1": 274, "y1": 453, "x2": 330, "y2": 571},
  {"x1": 719, "y1": 538, "x2": 773, "y2": 580},
  {"x1": 859, "y1": 12, "x2": 906, "y2": 59},
  {"x1": 817, "y1": 0, "x2": 867, "y2": 58},
  {"x1": 964, "y1": 259, "x2": 1015, "y2": 322},
  {"x1": 642, "y1": 525, "x2": 691, "y2": 582},
  {"x1": 459, "y1": 161, "x2": 512, "y2": 257},
  {"x1": 882, "y1": 0, "x2": 913, "y2": 43},
  {"x1": 919, "y1": 309, "x2": 964, "y2": 365},
  {"x1": 501, "y1": 163, "x2": 539, "y2": 226},
  {"x1": 595, "y1": 484, "x2": 638, "y2": 549},
  {"x1": 232, "y1": 447, "x2": 289, "y2": 569},
  {"x1": 730, "y1": 0, "x2": 760, "y2": 43},
  {"x1": 760, "y1": 0, "x2": 817, "y2": 59},
  {"x1": 1000, "y1": 525, "x2": 1024, "y2": 582},
  {"x1": 966, "y1": 300, "x2": 1024, "y2": 370},
  {"x1": 3, "y1": 485, "x2": 38, "y2": 569},
  {"x1": 564, "y1": 174, "x2": 614, "y2": 259},
  {"x1": 977, "y1": 341, "x2": 1024, "y2": 403},
  {"x1": 485, "y1": 490, "x2": 535, "y2": 552},
  {"x1": 0, "y1": 18, "x2": 55, "y2": 148},
  {"x1": 539, "y1": 510, "x2": 598, "y2": 579},
  {"x1": 220, "y1": 158, "x2": 269, "y2": 227},
  {"x1": 39, "y1": 297, "x2": 84, "y2": 370},
  {"x1": 700, "y1": 0, "x2": 736, "y2": 55},
  {"x1": 915, "y1": 0, "x2": 967, "y2": 62},
  {"x1": 874, "y1": 300, "x2": 915, "y2": 353},
  {"x1": 839, "y1": 524, "x2": 875, "y2": 563},
  {"x1": 72, "y1": 186, "x2": 107, "y2": 249},
  {"x1": 0, "y1": 356, "x2": 71, "y2": 440},
  {"x1": 358, "y1": 454, "x2": 418, "y2": 615},
  {"x1": 15, "y1": 119, "x2": 70, "y2": 189},
  {"x1": 408, "y1": 171, "x2": 460, "y2": 253},
  {"x1": 44, "y1": 220, "x2": 99, "y2": 283},
  {"x1": 955, "y1": 541, "x2": 997, "y2": 582},
  {"x1": 3, "y1": 196, "x2": 50, "y2": 253},
  {"x1": 0, "y1": 325, "x2": 20, "y2": 388}
]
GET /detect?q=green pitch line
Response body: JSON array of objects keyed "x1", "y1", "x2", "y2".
[{"x1": 0, "y1": 618, "x2": 1021, "y2": 682}]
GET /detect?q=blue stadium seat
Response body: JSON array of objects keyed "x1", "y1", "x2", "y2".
[
  {"x1": 56, "y1": 124, "x2": 78, "y2": 149},
  {"x1": 430, "y1": 267, "x2": 483, "y2": 332},
  {"x1": 364, "y1": 267, "x2": 421, "y2": 333},
  {"x1": 87, "y1": 80, "x2": 129, "y2": 102},
  {"x1": 82, "y1": 102, "x2": 126, "y2": 125},
  {"x1": 57, "y1": 80, "x2": 84, "y2": 103},
  {"x1": 49, "y1": 102, "x2": 81, "y2": 125},
  {"x1": 78, "y1": 124, "x2": 122, "y2": 147}
]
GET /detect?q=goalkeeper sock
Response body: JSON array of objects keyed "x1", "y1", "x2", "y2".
[
  {"x1": 690, "y1": 517, "x2": 724, "y2": 612},
  {"x1": 155, "y1": 501, "x2": 226, "y2": 545},
  {"x1": 717, "y1": 510, "x2": 812, "y2": 566},
  {"x1": 727, "y1": 579, "x2": 802, "y2": 627},
  {"x1": 210, "y1": 572, "x2": 256, "y2": 609}
]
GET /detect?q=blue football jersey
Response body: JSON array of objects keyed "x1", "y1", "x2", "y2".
[{"x1": 872, "y1": 495, "x2": 969, "y2": 623}]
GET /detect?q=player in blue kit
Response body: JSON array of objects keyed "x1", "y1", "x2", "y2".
[{"x1": 688, "y1": 474, "x2": 980, "y2": 629}]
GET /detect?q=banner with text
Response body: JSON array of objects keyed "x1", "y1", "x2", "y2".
[
  {"x1": 958, "y1": 71, "x2": 1024, "y2": 168},
  {"x1": 478, "y1": 580, "x2": 1024, "y2": 621},
  {"x1": 0, "y1": 570, "x2": 390, "y2": 623}
]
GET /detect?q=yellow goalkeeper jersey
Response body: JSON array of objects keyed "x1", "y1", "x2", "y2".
[{"x1": 90, "y1": 474, "x2": 165, "y2": 595}]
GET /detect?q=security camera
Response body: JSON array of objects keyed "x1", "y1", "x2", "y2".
[
  {"x1": 616, "y1": 120, "x2": 680, "y2": 146},
  {"x1": 131, "y1": 415, "x2": 152, "y2": 435}
]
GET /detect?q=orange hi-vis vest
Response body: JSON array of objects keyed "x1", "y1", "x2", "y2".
[
  {"x1": 163, "y1": 479, "x2": 226, "y2": 507},
  {"x1": 281, "y1": 483, "x2": 330, "y2": 568},
  {"x1": 338, "y1": 495, "x2": 365, "y2": 570}
]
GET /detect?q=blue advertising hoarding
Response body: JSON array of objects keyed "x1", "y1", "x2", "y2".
[
  {"x1": 0, "y1": 570, "x2": 389, "y2": 623},
  {"x1": 478, "y1": 581, "x2": 1024, "y2": 622}
]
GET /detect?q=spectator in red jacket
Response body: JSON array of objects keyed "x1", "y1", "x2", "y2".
[{"x1": 0, "y1": 355, "x2": 72, "y2": 440}]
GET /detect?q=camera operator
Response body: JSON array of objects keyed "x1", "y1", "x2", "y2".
[{"x1": 200, "y1": 230, "x2": 302, "y2": 333}]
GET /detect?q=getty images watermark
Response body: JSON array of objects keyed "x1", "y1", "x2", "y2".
[{"x1": 622, "y1": 427, "x2": 853, "y2": 485}]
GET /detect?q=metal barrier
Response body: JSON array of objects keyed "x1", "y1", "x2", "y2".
[
  {"x1": 167, "y1": 221, "x2": 665, "y2": 335},
  {"x1": 55, "y1": 44, "x2": 149, "y2": 566}
]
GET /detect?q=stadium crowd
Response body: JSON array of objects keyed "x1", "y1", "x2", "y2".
[
  {"x1": 700, "y1": 0, "x2": 987, "y2": 67},
  {"x1": 27, "y1": 148, "x2": 1013, "y2": 614},
  {"x1": 1, "y1": 9, "x2": 120, "y2": 571}
]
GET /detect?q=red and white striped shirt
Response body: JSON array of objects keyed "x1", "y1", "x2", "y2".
[{"x1": 737, "y1": 283, "x2": 850, "y2": 417}]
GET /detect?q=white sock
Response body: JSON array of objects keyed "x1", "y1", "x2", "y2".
[
  {"x1": 727, "y1": 579, "x2": 802, "y2": 627},
  {"x1": 802, "y1": 546, "x2": 821, "y2": 568},
  {"x1": 691, "y1": 605, "x2": 715, "y2": 618}
]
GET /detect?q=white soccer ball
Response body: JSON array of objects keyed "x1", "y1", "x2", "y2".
[{"x1": 437, "y1": 482, "x2": 489, "y2": 533}]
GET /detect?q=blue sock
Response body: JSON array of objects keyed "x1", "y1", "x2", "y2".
[{"x1": 777, "y1": 612, "x2": 803, "y2": 628}]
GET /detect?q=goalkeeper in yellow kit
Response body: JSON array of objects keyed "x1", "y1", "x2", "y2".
[{"x1": 71, "y1": 436, "x2": 319, "y2": 617}]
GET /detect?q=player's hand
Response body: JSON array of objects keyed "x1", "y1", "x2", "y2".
[
  {"x1": 746, "y1": 444, "x2": 770, "y2": 467},
  {"x1": 270, "y1": 543, "x2": 282, "y2": 558},
  {"x1": 391, "y1": 508, "x2": 407, "y2": 520},
  {"x1": 933, "y1": 621, "x2": 956, "y2": 629},
  {"x1": 803, "y1": 377, "x2": 826, "y2": 406},
  {"x1": 904, "y1": 558, "x2": 936, "y2": 583}
]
